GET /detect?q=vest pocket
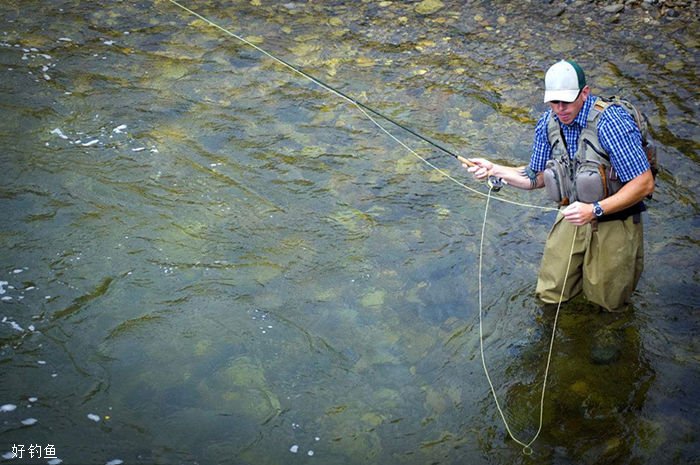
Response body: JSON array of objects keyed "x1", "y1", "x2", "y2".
[
  {"x1": 575, "y1": 161, "x2": 607, "y2": 203},
  {"x1": 575, "y1": 161, "x2": 624, "y2": 203},
  {"x1": 544, "y1": 158, "x2": 572, "y2": 204}
]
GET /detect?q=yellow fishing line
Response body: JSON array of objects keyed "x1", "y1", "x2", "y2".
[{"x1": 163, "y1": 0, "x2": 572, "y2": 456}]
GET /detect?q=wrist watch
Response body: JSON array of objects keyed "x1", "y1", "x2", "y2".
[{"x1": 593, "y1": 201, "x2": 604, "y2": 218}]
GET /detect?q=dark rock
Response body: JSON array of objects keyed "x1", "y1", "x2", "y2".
[{"x1": 590, "y1": 327, "x2": 623, "y2": 365}]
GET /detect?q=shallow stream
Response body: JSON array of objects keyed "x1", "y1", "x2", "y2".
[{"x1": 0, "y1": 1, "x2": 698, "y2": 464}]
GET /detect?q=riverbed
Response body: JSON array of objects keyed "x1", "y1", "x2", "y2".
[{"x1": 0, "y1": 1, "x2": 698, "y2": 464}]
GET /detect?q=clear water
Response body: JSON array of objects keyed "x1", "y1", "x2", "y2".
[{"x1": 0, "y1": 1, "x2": 698, "y2": 464}]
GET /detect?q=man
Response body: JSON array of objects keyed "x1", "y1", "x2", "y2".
[{"x1": 466, "y1": 59, "x2": 655, "y2": 312}]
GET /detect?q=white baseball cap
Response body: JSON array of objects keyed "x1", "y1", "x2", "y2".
[{"x1": 543, "y1": 60, "x2": 586, "y2": 103}]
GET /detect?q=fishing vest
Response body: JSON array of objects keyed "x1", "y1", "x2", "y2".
[{"x1": 543, "y1": 96, "x2": 627, "y2": 206}]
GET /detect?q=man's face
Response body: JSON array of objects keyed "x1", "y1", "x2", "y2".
[{"x1": 548, "y1": 86, "x2": 590, "y2": 125}]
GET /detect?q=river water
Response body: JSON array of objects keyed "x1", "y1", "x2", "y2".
[{"x1": 1, "y1": 1, "x2": 698, "y2": 464}]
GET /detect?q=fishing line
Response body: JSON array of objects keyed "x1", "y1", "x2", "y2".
[
  {"x1": 163, "y1": 0, "x2": 571, "y2": 456},
  {"x1": 164, "y1": 0, "x2": 556, "y2": 213},
  {"x1": 478, "y1": 193, "x2": 577, "y2": 455}
]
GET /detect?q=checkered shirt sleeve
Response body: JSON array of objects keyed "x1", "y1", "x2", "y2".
[
  {"x1": 529, "y1": 110, "x2": 553, "y2": 173},
  {"x1": 597, "y1": 104, "x2": 650, "y2": 182}
]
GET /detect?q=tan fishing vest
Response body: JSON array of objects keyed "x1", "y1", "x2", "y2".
[{"x1": 543, "y1": 97, "x2": 623, "y2": 205}]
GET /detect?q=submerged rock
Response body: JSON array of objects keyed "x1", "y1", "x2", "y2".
[
  {"x1": 415, "y1": 0, "x2": 444, "y2": 15},
  {"x1": 603, "y1": 4, "x2": 625, "y2": 14},
  {"x1": 590, "y1": 327, "x2": 623, "y2": 365},
  {"x1": 198, "y1": 356, "x2": 281, "y2": 424}
]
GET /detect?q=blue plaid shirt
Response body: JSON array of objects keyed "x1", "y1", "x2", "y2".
[{"x1": 529, "y1": 95, "x2": 649, "y2": 182}]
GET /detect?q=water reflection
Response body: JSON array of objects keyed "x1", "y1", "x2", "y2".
[{"x1": 486, "y1": 303, "x2": 655, "y2": 464}]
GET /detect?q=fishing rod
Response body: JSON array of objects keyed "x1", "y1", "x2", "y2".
[
  {"x1": 162, "y1": 1, "x2": 566, "y2": 456},
  {"x1": 164, "y1": 0, "x2": 503, "y2": 192},
  {"x1": 263, "y1": 56, "x2": 506, "y2": 191},
  {"x1": 352, "y1": 101, "x2": 505, "y2": 191}
]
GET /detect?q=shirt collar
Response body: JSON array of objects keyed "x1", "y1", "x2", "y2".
[{"x1": 554, "y1": 94, "x2": 595, "y2": 128}]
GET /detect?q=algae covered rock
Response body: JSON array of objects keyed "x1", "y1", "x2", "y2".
[
  {"x1": 415, "y1": 0, "x2": 444, "y2": 15},
  {"x1": 590, "y1": 327, "x2": 623, "y2": 365},
  {"x1": 198, "y1": 356, "x2": 281, "y2": 424}
]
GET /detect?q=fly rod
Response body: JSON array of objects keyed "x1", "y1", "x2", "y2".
[{"x1": 165, "y1": 0, "x2": 503, "y2": 191}]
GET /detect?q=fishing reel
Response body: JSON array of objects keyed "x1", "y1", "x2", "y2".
[
  {"x1": 456, "y1": 155, "x2": 504, "y2": 192},
  {"x1": 487, "y1": 176, "x2": 503, "y2": 192}
]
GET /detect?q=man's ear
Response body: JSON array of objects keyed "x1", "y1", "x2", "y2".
[{"x1": 581, "y1": 85, "x2": 591, "y2": 100}]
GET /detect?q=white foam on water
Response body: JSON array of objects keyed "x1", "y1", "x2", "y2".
[
  {"x1": 50, "y1": 128, "x2": 68, "y2": 139},
  {"x1": 5, "y1": 320, "x2": 22, "y2": 331}
]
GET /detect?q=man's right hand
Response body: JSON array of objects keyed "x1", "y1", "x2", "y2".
[{"x1": 464, "y1": 158, "x2": 494, "y2": 180}]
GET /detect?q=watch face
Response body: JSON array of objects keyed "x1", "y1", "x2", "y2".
[{"x1": 594, "y1": 204, "x2": 603, "y2": 216}]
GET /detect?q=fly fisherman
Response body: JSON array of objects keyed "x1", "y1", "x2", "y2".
[{"x1": 466, "y1": 60, "x2": 655, "y2": 312}]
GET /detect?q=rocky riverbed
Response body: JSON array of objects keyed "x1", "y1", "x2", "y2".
[{"x1": 552, "y1": 0, "x2": 698, "y2": 19}]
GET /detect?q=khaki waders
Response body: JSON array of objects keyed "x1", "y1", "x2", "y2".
[{"x1": 535, "y1": 212, "x2": 644, "y2": 312}]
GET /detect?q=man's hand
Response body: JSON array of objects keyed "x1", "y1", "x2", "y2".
[
  {"x1": 562, "y1": 201, "x2": 595, "y2": 226},
  {"x1": 464, "y1": 158, "x2": 494, "y2": 180}
]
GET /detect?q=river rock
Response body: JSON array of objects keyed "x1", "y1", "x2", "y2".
[
  {"x1": 603, "y1": 3, "x2": 625, "y2": 13},
  {"x1": 590, "y1": 327, "x2": 623, "y2": 365},
  {"x1": 415, "y1": 0, "x2": 444, "y2": 15}
]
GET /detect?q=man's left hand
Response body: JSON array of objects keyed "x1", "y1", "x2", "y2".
[{"x1": 562, "y1": 201, "x2": 595, "y2": 226}]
